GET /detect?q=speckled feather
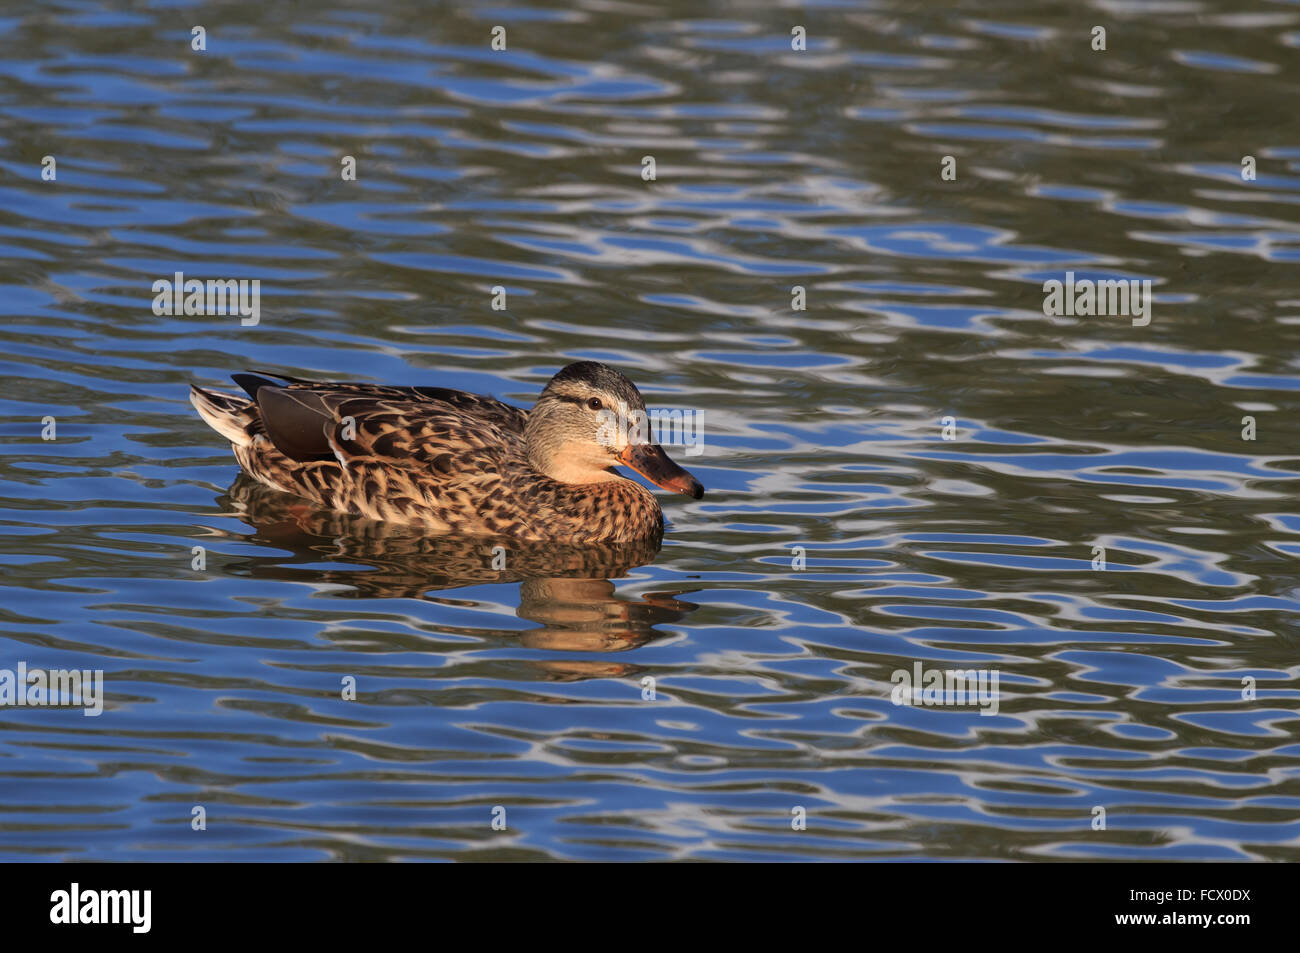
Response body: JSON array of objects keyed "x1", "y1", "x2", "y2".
[{"x1": 191, "y1": 371, "x2": 664, "y2": 544}]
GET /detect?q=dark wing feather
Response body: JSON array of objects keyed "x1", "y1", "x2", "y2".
[
  {"x1": 249, "y1": 377, "x2": 529, "y2": 436},
  {"x1": 255, "y1": 387, "x2": 338, "y2": 462},
  {"x1": 245, "y1": 377, "x2": 529, "y2": 471},
  {"x1": 246, "y1": 368, "x2": 317, "y2": 385},
  {"x1": 232, "y1": 372, "x2": 280, "y2": 401}
]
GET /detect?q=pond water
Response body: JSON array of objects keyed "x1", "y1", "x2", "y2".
[{"x1": 2, "y1": 0, "x2": 1299, "y2": 860}]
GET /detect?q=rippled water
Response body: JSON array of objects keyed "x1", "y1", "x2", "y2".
[{"x1": 2, "y1": 0, "x2": 1300, "y2": 861}]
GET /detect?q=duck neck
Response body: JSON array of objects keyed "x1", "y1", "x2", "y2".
[{"x1": 524, "y1": 408, "x2": 621, "y2": 485}]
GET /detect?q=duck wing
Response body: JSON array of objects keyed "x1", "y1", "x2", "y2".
[{"x1": 232, "y1": 373, "x2": 528, "y2": 468}]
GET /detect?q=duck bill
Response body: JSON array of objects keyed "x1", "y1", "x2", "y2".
[{"x1": 617, "y1": 444, "x2": 704, "y2": 500}]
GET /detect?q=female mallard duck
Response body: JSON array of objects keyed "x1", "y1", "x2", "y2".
[{"x1": 190, "y1": 361, "x2": 703, "y2": 544}]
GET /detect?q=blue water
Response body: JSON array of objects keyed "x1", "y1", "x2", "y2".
[{"x1": 1, "y1": 0, "x2": 1299, "y2": 861}]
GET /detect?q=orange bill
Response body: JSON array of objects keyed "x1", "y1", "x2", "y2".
[{"x1": 617, "y1": 444, "x2": 704, "y2": 499}]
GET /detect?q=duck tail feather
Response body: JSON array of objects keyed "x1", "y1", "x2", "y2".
[{"x1": 191, "y1": 384, "x2": 255, "y2": 446}]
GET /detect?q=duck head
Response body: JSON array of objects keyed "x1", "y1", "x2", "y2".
[{"x1": 525, "y1": 361, "x2": 704, "y2": 500}]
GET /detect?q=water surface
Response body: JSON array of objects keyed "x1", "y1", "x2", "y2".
[{"x1": 2, "y1": 0, "x2": 1300, "y2": 861}]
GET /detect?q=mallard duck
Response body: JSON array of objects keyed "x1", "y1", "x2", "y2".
[{"x1": 190, "y1": 361, "x2": 703, "y2": 544}]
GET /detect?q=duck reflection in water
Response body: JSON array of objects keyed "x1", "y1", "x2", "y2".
[{"x1": 212, "y1": 476, "x2": 698, "y2": 677}]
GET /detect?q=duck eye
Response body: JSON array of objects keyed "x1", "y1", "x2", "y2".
[{"x1": 586, "y1": 397, "x2": 603, "y2": 411}]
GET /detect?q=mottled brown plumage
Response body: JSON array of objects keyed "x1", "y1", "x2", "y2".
[{"x1": 190, "y1": 362, "x2": 704, "y2": 544}]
